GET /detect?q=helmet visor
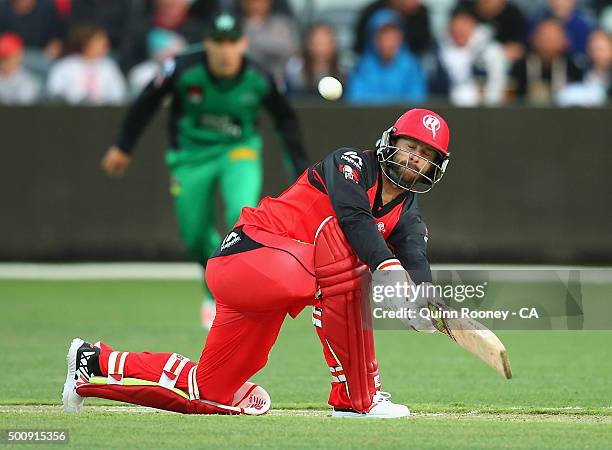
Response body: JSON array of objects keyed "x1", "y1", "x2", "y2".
[{"x1": 379, "y1": 145, "x2": 447, "y2": 193}]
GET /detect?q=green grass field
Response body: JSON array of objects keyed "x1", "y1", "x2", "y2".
[{"x1": 1, "y1": 278, "x2": 611, "y2": 449}]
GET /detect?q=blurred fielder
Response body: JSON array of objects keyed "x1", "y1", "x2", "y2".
[
  {"x1": 69, "y1": 108, "x2": 450, "y2": 418},
  {"x1": 101, "y1": 12, "x2": 309, "y2": 328}
]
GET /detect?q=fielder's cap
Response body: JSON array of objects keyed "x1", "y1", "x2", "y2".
[
  {"x1": 207, "y1": 12, "x2": 244, "y2": 40},
  {"x1": 0, "y1": 33, "x2": 24, "y2": 59}
]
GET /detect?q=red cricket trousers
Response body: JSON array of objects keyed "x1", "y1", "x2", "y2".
[
  {"x1": 200, "y1": 226, "x2": 317, "y2": 404},
  {"x1": 95, "y1": 225, "x2": 353, "y2": 409}
]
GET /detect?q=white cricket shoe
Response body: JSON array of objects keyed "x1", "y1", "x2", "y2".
[
  {"x1": 62, "y1": 338, "x2": 85, "y2": 413},
  {"x1": 331, "y1": 391, "x2": 410, "y2": 418},
  {"x1": 200, "y1": 298, "x2": 216, "y2": 330},
  {"x1": 62, "y1": 338, "x2": 100, "y2": 413}
]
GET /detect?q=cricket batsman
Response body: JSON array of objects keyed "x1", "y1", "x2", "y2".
[
  {"x1": 100, "y1": 12, "x2": 309, "y2": 328},
  {"x1": 67, "y1": 108, "x2": 450, "y2": 418}
]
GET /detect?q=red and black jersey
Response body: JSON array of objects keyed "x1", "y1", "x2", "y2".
[{"x1": 235, "y1": 147, "x2": 431, "y2": 283}]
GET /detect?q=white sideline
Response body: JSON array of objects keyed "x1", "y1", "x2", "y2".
[
  {"x1": 0, "y1": 263, "x2": 202, "y2": 280},
  {"x1": 0, "y1": 263, "x2": 611, "y2": 283}
]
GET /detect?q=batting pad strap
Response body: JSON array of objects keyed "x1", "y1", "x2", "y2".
[
  {"x1": 158, "y1": 353, "x2": 190, "y2": 390},
  {"x1": 187, "y1": 365, "x2": 200, "y2": 400},
  {"x1": 107, "y1": 351, "x2": 129, "y2": 385},
  {"x1": 330, "y1": 365, "x2": 347, "y2": 383},
  {"x1": 312, "y1": 306, "x2": 322, "y2": 328}
]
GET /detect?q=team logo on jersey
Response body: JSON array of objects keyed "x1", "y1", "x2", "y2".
[
  {"x1": 341, "y1": 150, "x2": 363, "y2": 169},
  {"x1": 377, "y1": 222, "x2": 386, "y2": 233},
  {"x1": 422, "y1": 114, "x2": 441, "y2": 139},
  {"x1": 187, "y1": 85, "x2": 203, "y2": 102},
  {"x1": 221, "y1": 231, "x2": 241, "y2": 250},
  {"x1": 339, "y1": 164, "x2": 359, "y2": 183}
]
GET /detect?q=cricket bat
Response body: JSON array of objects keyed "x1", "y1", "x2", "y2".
[{"x1": 428, "y1": 303, "x2": 513, "y2": 379}]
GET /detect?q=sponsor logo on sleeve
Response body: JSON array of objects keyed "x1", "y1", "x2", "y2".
[
  {"x1": 340, "y1": 150, "x2": 363, "y2": 169},
  {"x1": 339, "y1": 164, "x2": 360, "y2": 183}
]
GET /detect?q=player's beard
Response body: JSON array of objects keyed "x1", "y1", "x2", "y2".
[{"x1": 390, "y1": 162, "x2": 421, "y2": 185}]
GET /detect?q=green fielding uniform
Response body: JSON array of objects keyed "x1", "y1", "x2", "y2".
[{"x1": 116, "y1": 49, "x2": 308, "y2": 295}]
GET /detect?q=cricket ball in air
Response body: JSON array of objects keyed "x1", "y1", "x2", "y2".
[{"x1": 318, "y1": 76, "x2": 343, "y2": 101}]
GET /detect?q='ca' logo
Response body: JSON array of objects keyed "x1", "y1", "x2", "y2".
[{"x1": 422, "y1": 115, "x2": 441, "y2": 139}]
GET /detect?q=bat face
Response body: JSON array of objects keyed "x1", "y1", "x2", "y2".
[{"x1": 429, "y1": 303, "x2": 513, "y2": 379}]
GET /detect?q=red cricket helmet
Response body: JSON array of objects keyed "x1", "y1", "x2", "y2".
[
  {"x1": 376, "y1": 109, "x2": 451, "y2": 193},
  {"x1": 392, "y1": 109, "x2": 450, "y2": 156}
]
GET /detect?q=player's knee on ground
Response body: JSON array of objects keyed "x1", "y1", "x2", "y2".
[{"x1": 71, "y1": 342, "x2": 271, "y2": 415}]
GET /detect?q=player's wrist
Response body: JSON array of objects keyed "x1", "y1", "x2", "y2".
[
  {"x1": 114, "y1": 146, "x2": 130, "y2": 155},
  {"x1": 114, "y1": 138, "x2": 133, "y2": 155},
  {"x1": 376, "y1": 258, "x2": 403, "y2": 271}
]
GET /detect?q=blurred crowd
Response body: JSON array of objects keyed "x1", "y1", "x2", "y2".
[{"x1": 1, "y1": 0, "x2": 611, "y2": 107}]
